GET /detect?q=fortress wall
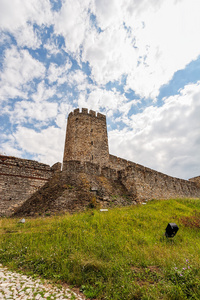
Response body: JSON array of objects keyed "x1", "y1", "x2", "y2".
[
  {"x1": 0, "y1": 155, "x2": 57, "y2": 216},
  {"x1": 109, "y1": 154, "x2": 156, "y2": 173},
  {"x1": 109, "y1": 154, "x2": 130, "y2": 170},
  {"x1": 61, "y1": 159, "x2": 200, "y2": 202},
  {"x1": 189, "y1": 176, "x2": 200, "y2": 187},
  {"x1": 101, "y1": 166, "x2": 118, "y2": 181},
  {"x1": 120, "y1": 164, "x2": 200, "y2": 201},
  {"x1": 62, "y1": 160, "x2": 101, "y2": 177},
  {"x1": 63, "y1": 108, "x2": 109, "y2": 168},
  {"x1": 62, "y1": 160, "x2": 118, "y2": 181}
]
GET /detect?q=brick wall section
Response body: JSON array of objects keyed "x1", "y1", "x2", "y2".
[
  {"x1": 63, "y1": 108, "x2": 109, "y2": 169},
  {"x1": 0, "y1": 155, "x2": 60, "y2": 216}
]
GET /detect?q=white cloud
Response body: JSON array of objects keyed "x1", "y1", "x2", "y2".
[
  {"x1": 1, "y1": 0, "x2": 200, "y2": 102},
  {"x1": 109, "y1": 81, "x2": 200, "y2": 179},
  {"x1": 47, "y1": 60, "x2": 72, "y2": 84},
  {"x1": 78, "y1": 87, "x2": 130, "y2": 114},
  {"x1": 2, "y1": 80, "x2": 59, "y2": 128},
  {"x1": 55, "y1": 102, "x2": 74, "y2": 128},
  {"x1": 0, "y1": 0, "x2": 52, "y2": 32},
  {"x1": 0, "y1": 46, "x2": 45, "y2": 102},
  {"x1": 82, "y1": 25, "x2": 138, "y2": 85},
  {"x1": 0, "y1": 133, "x2": 23, "y2": 158},
  {"x1": 31, "y1": 81, "x2": 56, "y2": 102},
  {"x1": 82, "y1": 0, "x2": 200, "y2": 99},
  {"x1": 13, "y1": 24, "x2": 42, "y2": 49},
  {"x1": 93, "y1": 0, "x2": 164, "y2": 30},
  {"x1": 93, "y1": 0, "x2": 121, "y2": 29},
  {"x1": 48, "y1": 65, "x2": 90, "y2": 92},
  {"x1": 0, "y1": 0, "x2": 52, "y2": 53},
  {"x1": 9, "y1": 100, "x2": 58, "y2": 124},
  {"x1": 55, "y1": 114, "x2": 67, "y2": 129},
  {"x1": 44, "y1": 36, "x2": 63, "y2": 56},
  {"x1": 13, "y1": 126, "x2": 65, "y2": 165},
  {"x1": 53, "y1": 0, "x2": 91, "y2": 55},
  {"x1": 0, "y1": 32, "x2": 11, "y2": 45},
  {"x1": 125, "y1": 0, "x2": 200, "y2": 98},
  {"x1": 67, "y1": 69, "x2": 88, "y2": 91}
]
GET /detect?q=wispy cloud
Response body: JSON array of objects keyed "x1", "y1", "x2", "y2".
[{"x1": 0, "y1": 46, "x2": 45, "y2": 102}]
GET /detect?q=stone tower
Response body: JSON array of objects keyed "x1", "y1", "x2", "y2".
[{"x1": 62, "y1": 108, "x2": 109, "y2": 169}]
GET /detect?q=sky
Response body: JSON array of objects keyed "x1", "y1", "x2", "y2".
[{"x1": 0, "y1": 0, "x2": 200, "y2": 180}]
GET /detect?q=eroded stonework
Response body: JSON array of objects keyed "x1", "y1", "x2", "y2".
[{"x1": 0, "y1": 108, "x2": 200, "y2": 217}]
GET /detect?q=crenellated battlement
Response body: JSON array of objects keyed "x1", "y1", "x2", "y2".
[{"x1": 68, "y1": 108, "x2": 106, "y2": 120}]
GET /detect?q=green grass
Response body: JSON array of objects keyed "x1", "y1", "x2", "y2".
[{"x1": 0, "y1": 198, "x2": 200, "y2": 299}]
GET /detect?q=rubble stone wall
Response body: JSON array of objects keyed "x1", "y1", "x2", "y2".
[
  {"x1": 0, "y1": 155, "x2": 59, "y2": 216},
  {"x1": 189, "y1": 176, "x2": 200, "y2": 187},
  {"x1": 62, "y1": 160, "x2": 200, "y2": 201},
  {"x1": 109, "y1": 154, "x2": 130, "y2": 170},
  {"x1": 62, "y1": 160, "x2": 119, "y2": 181},
  {"x1": 120, "y1": 164, "x2": 200, "y2": 201}
]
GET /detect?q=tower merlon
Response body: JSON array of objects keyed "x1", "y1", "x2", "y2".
[
  {"x1": 68, "y1": 112, "x2": 73, "y2": 118},
  {"x1": 89, "y1": 110, "x2": 96, "y2": 117},
  {"x1": 82, "y1": 108, "x2": 88, "y2": 114},
  {"x1": 74, "y1": 108, "x2": 80, "y2": 115},
  {"x1": 97, "y1": 112, "x2": 106, "y2": 120}
]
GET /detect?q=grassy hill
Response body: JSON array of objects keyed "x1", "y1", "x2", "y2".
[{"x1": 0, "y1": 199, "x2": 200, "y2": 299}]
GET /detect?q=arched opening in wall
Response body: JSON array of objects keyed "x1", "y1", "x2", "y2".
[
  {"x1": 91, "y1": 141, "x2": 93, "y2": 145},
  {"x1": 92, "y1": 155, "x2": 93, "y2": 161},
  {"x1": 76, "y1": 118, "x2": 78, "y2": 121},
  {"x1": 91, "y1": 129, "x2": 93, "y2": 132}
]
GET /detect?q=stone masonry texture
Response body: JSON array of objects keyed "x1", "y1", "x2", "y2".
[
  {"x1": 0, "y1": 108, "x2": 200, "y2": 217},
  {"x1": 0, "y1": 155, "x2": 61, "y2": 216},
  {"x1": 63, "y1": 108, "x2": 109, "y2": 168},
  {"x1": 189, "y1": 176, "x2": 200, "y2": 187}
]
